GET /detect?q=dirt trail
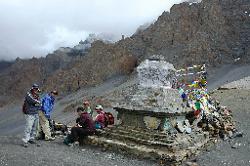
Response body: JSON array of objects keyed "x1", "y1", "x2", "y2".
[
  {"x1": 0, "y1": 136, "x2": 157, "y2": 166},
  {"x1": 207, "y1": 64, "x2": 250, "y2": 90}
]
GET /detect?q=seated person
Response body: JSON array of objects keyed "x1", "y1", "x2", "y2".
[
  {"x1": 64, "y1": 106, "x2": 95, "y2": 145},
  {"x1": 94, "y1": 105, "x2": 106, "y2": 129},
  {"x1": 83, "y1": 100, "x2": 93, "y2": 117}
]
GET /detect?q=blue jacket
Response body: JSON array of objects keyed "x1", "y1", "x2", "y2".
[{"x1": 41, "y1": 94, "x2": 55, "y2": 119}]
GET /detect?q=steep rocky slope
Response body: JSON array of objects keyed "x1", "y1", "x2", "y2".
[
  {"x1": 120, "y1": 0, "x2": 250, "y2": 66},
  {"x1": 43, "y1": 39, "x2": 137, "y2": 92},
  {"x1": 1, "y1": 0, "x2": 250, "y2": 106},
  {"x1": 0, "y1": 61, "x2": 13, "y2": 71},
  {"x1": 0, "y1": 53, "x2": 73, "y2": 107}
]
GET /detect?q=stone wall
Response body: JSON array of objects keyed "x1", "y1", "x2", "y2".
[{"x1": 137, "y1": 56, "x2": 175, "y2": 88}]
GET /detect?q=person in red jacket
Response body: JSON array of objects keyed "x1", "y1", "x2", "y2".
[
  {"x1": 94, "y1": 105, "x2": 106, "y2": 129},
  {"x1": 64, "y1": 107, "x2": 95, "y2": 145}
]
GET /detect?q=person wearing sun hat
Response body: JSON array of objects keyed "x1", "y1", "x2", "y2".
[
  {"x1": 83, "y1": 100, "x2": 93, "y2": 117},
  {"x1": 22, "y1": 83, "x2": 42, "y2": 147},
  {"x1": 94, "y1": 105, "x2": 106, "y2": 129}
]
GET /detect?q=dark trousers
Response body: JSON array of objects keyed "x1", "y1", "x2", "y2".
[{"x1": 71, "y1": 127, "x2": 92, "y2": 142}]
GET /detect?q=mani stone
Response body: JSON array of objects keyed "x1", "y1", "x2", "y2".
[
  {"x1": 87, "y1": 56, "x2": 211, "y2": 163},
  {"x1": 137, "y1": 55, "x2": 175, "y2": 88},
  {"x1": 113, "y1": 56, "x2": 192, "y2": 130}
]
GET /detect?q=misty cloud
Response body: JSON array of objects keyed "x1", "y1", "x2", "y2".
[{"x1": 0, "y1": 0, "x2": 188, "y2": 60}]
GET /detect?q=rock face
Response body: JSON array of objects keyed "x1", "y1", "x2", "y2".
[
  {"x1": 43, "y1": 40, "x2": 137, "y2": 94},
  {"x1": 1, "y1": 0, "x2": 250, "y2": 105},
  {"x1": 0, "y1": 53, "x2": 72, "y2": 106},
  {"x1": 120, "y1": 0, "x2": 250, "y2": 66},
  {"x1": 70, "y1": 33, "x2": 115, "y2": 56},
  {"x1": 0, "y1": 37, "x2": 137, "y2": 106},
  {"x1": 0, "y1": 61, "x2": 13, "y2": 71}
]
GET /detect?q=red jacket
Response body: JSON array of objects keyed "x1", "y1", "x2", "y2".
[
  {"x1": 76, "y1": 112, "x2": 95, "y2": 133},
  {"x1": 95, "y1": 111, "x2": 105, "y2": 128}
]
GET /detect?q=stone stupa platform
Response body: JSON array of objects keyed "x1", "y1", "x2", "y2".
[{"x1": 85, "y1": 56, "x2": 213, "y2": 165}]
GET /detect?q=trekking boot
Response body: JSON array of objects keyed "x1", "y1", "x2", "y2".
[
  {"x1": 28, "y1": 139, "x2": 41, "y2": 147},
  {"x1": 73, "y1": 141, "x2": 79, "y2": 147},
  {"x1": 45, "y1": 136, "x2": 55, "y2": 141},
  {"x1": 22, "y1": 138, "x2": 29, "y2": 148},
  {"x1": 23, "y1": 142, "x2": 28, "y2": 148},
  {"x1": 28, "y1": 140, "x2": 36, "y2": 144}
]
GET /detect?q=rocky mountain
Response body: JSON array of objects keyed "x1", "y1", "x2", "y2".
[
  {"x1": 0, "y1": 0, "x2": 250, "y2": 106},
  {"x1": 0, "y1": 35, "x2": 136, "y2": 106},
  {"x1": 67, "y1": 33, "x2": 116, "y2": 57},
  {"x1": 0, "y1": 61, "x2": 13, "y2": 71},
  {"x1": 120, "y1": 0, "x2": 250, "y2": 66},
  {"x1": 0, "y1": 53, "x2": 73, "y2": 107},
  {"x1": 43, "y1": 40, "x2": 137, "y2": 94}
]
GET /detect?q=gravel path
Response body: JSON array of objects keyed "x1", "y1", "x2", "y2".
[
  {"x1": 221, "y1": 76, "x2": 250, "y2": 90},
  {"x1": 207, "y1": 64, "x2": 250, "y2": 90},
  {"x1": 0, "y1": 136, "x2": 157, "y2": 166}
]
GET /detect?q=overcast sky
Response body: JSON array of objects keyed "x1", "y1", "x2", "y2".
[{"x1": 0, "y1": 0, "x2": 188, "y2": 61}]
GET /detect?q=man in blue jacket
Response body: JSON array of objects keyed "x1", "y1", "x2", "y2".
[
  {"x1": 22, "y1": 84, "x2": 41, "y2": 147},
  {"x1": 39, "y1": 90, "x2": 58, "y2": 141}
]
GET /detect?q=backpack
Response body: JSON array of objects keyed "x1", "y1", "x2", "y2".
[
  {"x1": 104, "y1": 112, "x2": 114, "y2": 127},
  {"x1": 22, "y1": 101, "x2": 28, "y2": 114}
]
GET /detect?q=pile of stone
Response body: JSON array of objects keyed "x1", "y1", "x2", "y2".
[
  {"x1": 197, "y1": 105, "x2": 235, "y2": 139},
  {"x1": 85, "y1": 56, "x2": 236, "y2": 165}
]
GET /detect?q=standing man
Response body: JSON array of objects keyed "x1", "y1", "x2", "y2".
[
  {"x1": 22, "y1": 84, "x2": 41, "y2": 147},
  {"x1": 39, "y1": 90, "x2": 58, "y2": 141}
]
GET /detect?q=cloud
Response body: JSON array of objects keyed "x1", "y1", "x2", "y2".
[
  {"x1": 0, "y1": 0, "x2": 186, "y2": 60},
  {"x1": 37, "y1": 27, "x2": 90, "y2": 54}
]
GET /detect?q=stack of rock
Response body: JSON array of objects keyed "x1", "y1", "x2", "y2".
[
  {"x1": 173, "y1": 61, "x2": 236, "y2": 142},
  {"x1": 198, "y1": 104, "x2": 235, "y2": 139},
  {"x1": 85, "y1": 55, "x2": 236, "y2": 165},
  {"x1": 87, "y1": 56, "x2": 216, "y2": 165}
]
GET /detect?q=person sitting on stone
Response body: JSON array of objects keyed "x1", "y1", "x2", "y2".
[
  {"x1": 83, "y1": 100, "x2": 93, "y2": 117},
  {"x1": 64, "y1": 106, "x2": 95, "y2": 145},
  {"x1": 94, "y1": 105, "x2": 106, "y2": 129}
]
